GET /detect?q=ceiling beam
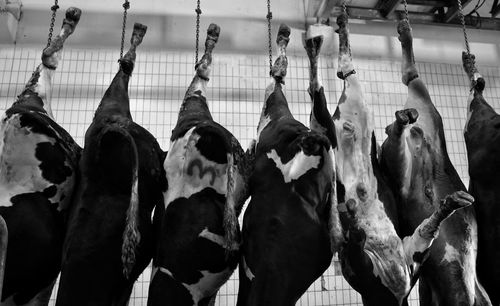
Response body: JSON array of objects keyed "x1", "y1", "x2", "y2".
[
  {"x1": 407, "y1": 0, "x2": 446, "y2": 7},
  {"x1": 445, "y1": 0, "x2": 473, "y2": 23},
  {"x1": 377, "y1": 0, "x2": 401, "y2": 18},
  {"x1": 343, "y1": 6, "x2": 500, "y2": 31}
]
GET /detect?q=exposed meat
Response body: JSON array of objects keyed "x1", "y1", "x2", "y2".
[{"x1": 380, "y1": 19, "x2": 491, "y2": 306}]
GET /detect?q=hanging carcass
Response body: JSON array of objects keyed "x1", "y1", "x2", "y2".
[
  {"x1": 380, "y1": 19, "x2": 491, "y2": 305},
  {"x1": 331, "y1": 13, "x2": 476, "y2": 306},
  {"x1": 0, "y1": 7, "x2": 81, "y2": 305},
  {"x1": 148, "y1": 24, "x2": 250, "y2": 306},
  {"x1": 462, "y1": 52, "x2": 500, "y2": 306},
  {"x1": 236, "y1": 24, "x2": 343, "y2": 306},
  {"x1": 56, "y1": 23, "x2": 166, "y2": 306}
]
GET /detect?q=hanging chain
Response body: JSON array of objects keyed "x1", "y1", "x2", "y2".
[
  {"x1": 457, "y1": 0, "x2": 471, "y2": 55},
  {"x1": 120, "y1": 0, "x2": 130, "y2": 60},
  {"x1": 267, "y1": 0, "x2": 273, "y2": 74},
  {"x1": 342, "y1": 0, "x2": 351, "y2": 56},
  {"x1": 195, "y1": 0, "x2": 201, "y2": 64},
  {"x1": 47, "y1": 0, "x2": 59, "y2": 47},
  {"x1": 402, "y1": 0, "x2": 409, "y2": 21}
]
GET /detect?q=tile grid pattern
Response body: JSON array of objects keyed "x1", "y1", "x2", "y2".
[{"x1": 1, "y1": 45, "x2": 499, "y2": 305}]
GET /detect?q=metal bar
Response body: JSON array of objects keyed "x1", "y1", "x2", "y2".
[
  {"x1": 377, "y1": 0, "x2": 401, "y2": 18},
  {"x1": 0, "y1": 216, "x2": 7, "y2": 301},
  {"x1": 407, "y1": 0, "x2": 446, "y2": 7},
  {"x1": 344, "y1": 6, "x2": 500, "y2": 30},
  {"x1": 445, "y1": 0, "x2": 473, "y2": 22}
]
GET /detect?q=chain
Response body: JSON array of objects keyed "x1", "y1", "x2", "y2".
[
  {"x1": 195, "y1": 0, "x2": 201, "y2": 64},
  {"x1": 47, "y1": 0, "x2": 59, "y2": 47},
  {"x1": 267, "y1": 0, "x2": 273, "y2": 74},
  {"x1": 342, "y1": 0, "x2": 351, "y2": 56},
  {"x1": 120, "y1": 0, "x2": 130, "y2": 60},
  {"x1": 402, "y1": 0, "x2": 409, "y2": 20},
  {"x1": 457, "y1": 0, "x2": 471, "y2": 55}
]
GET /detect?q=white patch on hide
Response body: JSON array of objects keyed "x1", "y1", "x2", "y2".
[
  {"x1": 157, "y1": 265, "x2": 234, "y2": 306},
  {"x1": 0, "y1": 114, "x2": 64, "y2": 208},
  {"x1": 267, "y1": 149, "x2": 321, "y2": 183},
  {"x1": 35, "y1": 66, "x2": 55, "y2": 119},
  {"x1": 400, "y1": 128, "x2": 413, "y2": 198},
  {"x1": 163, "y1": 127, "x2": 228, "y2": 210},
  {"x1": 242, "y1": 255, "x2": 255, "y2": 281},
  {"x1": 199, "y1": 228, "x2": 225, "y2": 248},
  {"x1": 183, "y1": 269, "x2": 234, "y2": 306},
  {"x1": 441, "y1": 243, "x2": 460, "y2": 264}
]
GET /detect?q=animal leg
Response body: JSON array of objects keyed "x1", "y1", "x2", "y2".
[
  {"x1": 462, "y1": 52, "x2": 485, "y2": 93},
  {"x1": 403, "y1": 191, "x2": 474, "y2": 280},
  {"x1": 336, "y1": 13, "x2": 354, "y2": 79},
  {"x1": 397, "y1": 19, "x2": 418, "y2": 86},
  {"x1": 184, "y1": 23, "x2": 220, "y2": 101},
  {"x1": 16, "y1": 7, "x2": 81, "y2": 119}
]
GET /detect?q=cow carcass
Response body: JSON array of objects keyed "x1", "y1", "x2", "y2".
[
  {"x1": 56, "y1": 23, "x2": 166, "y2": 306},
  {"x1": 331, "y1": 13, "x2": 476, "y2": 306},
  {"x1": 236, "y1": 24, "x2": 343, "y2": 306},
  {"x1": 0, "y1": 7, "x2": 81, "y2": 306},
  {"x1": 462, "y1": 52, "x2": 500, "y2": 306},
  {"x1": 148, "y1": 24, "x2": 250, "y2": 306},
  {"x1": 380, "y1": 19, "x2": 491, "y2": 305}
]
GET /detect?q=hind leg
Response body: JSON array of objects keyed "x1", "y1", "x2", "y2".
[{"x1": 180, "y1": 24, "x2": 221, "y2": 120}]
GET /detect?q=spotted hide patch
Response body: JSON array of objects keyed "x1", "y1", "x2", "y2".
[
  {"x1": 163, "y1": 126, "x2": 228, "y2": 210},
  {"x1": 0, "y1": 114, "x2": 73, "y2": 208},
  {"x1": 266, "y1": 149, "x2": 321, "y2": 183}
]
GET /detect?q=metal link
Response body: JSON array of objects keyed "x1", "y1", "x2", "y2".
[
  {"x1": 195, "y1": 0, "x2": 201, "y2": 64},
  {"x1": 47, "y1": 0, "x2": 59, "y2": 47},
  {"x1": 342, "y1": 0, "x2": 351, "y2": 56},
  {"x1": 120, "y1": 0, "x2": 130, "y2": 60},
  {"x1": 267, "y1": 0, "x2": 273, "y2": 75},
  {"x1": 457, "y1": 0, "x2": 471, "y2": 55},
  {"x1": 403, "y1": 0, "x2": 409, "y2": 21}
]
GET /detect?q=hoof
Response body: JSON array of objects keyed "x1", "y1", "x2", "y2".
[
  {"x1": 442, "y1": 191, "x2": 474, "y2": 211},
  {"x1": 64, "y1": 7, "x2": 82, "y2": 26},
  {"x1": 300, "y1": 132, "x2": 328, "y2": 156},
  {"x1": 277, "y1": 24, "x2": 291, "y2": 46},
  {"x1": 304, "y1": 35, "x2": 323, "y2": 59},
  {"x1": 207, "y1": 23, "x2": 221, "y2": 43},
  {"x1": 406, "y1": 108, "x2": 419, "y2": 124},
  {"x1": 346, "y1": 198, "x2": 358, "y2": 217},
  {"x1": 395, "y1": 109, "x2": 410, "y2": 125},
  {"x1": 342, "y1": 121, "x2": 355, "y2": 138},
  {"x1": 131, "y1": 23, "x2": 147, "y2": 47},
  {"x1": 337, "y1": 12, "x2": 348, "y2": 28},
  {"x1": 397, "y1": 19, "x2": 412, "y2": 43}
]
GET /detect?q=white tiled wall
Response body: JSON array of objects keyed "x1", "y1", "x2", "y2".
[{"x1": 1, "y1": 45, "x2": 499, "y2": 305}]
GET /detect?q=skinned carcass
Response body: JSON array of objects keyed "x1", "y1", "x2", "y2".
[
  {"x1": 0, "y1": 8, "x2": 81, "y2": 305},
  {"x1": 462, "y1": 52, "x2": 500, "y2": 306},
  {"x1": 148, "y1": 24, "x2": 250, "y2": 306},
  {"x1": 236, "y1": 24, "x2": 343, "y2": 306},
  {"x1": 56, "y1": 23, "x2": 166, "y2": 306},
  {"x1": 331, "y1": 13, "x2": 476, "y2": 306},
  {"x1": 380, "y1": 19, "x2": 491, "y2": 305}
]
